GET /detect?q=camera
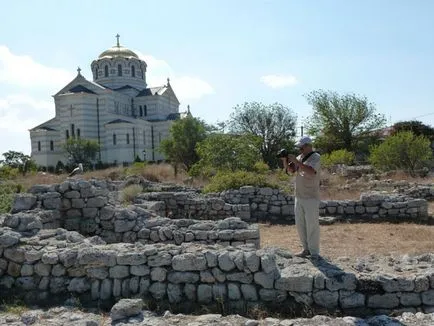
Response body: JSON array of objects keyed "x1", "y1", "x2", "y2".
[{"x1": 276, "y1": 148, "x2": 288, "y2": 158}]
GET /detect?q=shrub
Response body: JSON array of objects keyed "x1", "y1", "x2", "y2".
[
  {"x1": 0, "y1": 182, "x2": 23, "y2": 213},
  {"x1": 0, "y1": 166, "x2": 19, "y2": 179},
  {"x1": 321, "y1": 149, "x2": 355, "y2": 169},
  {"x1": 369, "y1": 131, "x2": 432, "y2": 175},
  {"x1": 120, "y1": 184, "x2": 143, "y2": 204},
  {"x1": 203, "y1": 170, "x2": 276, "y2": 193}
]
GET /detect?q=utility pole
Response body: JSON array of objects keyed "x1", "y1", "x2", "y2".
[{"x1": 300, "y1": 126, "x2": 304, "y2": 137}]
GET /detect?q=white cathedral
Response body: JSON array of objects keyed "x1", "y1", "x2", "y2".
[{"x1": 30, "y1": 35, "x2": 187, "y2": 168}]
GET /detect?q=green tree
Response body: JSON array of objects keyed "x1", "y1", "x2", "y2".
[
  {"x1": 63, "y1": 138, "x2": 100, "y2": 167},
  {"x1": 0, "y1": 150, "x2": 37, "y2": 175},
  {"x1": 392, "y1": 120, "x2": 434, "y2": 140},
  {"x1": 160, "y1": 115, "x2": 208, "y2": 173},
  {"x1": 369, "y1": 131, "x2": 432, "y2": 175},
  {"x1": 228, "y1": 102, "x2": 297, "y2": 168},
  {"x1": 305, "y1": 90, "x2": 386, "y2": 152},
  {"x1": 191, "y1": 133, "x2": 263, "y2": 176}
]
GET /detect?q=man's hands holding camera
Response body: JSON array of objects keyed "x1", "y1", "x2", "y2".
[{"x1": 277, "y1": 149, "x2": 298, "y2": 174}]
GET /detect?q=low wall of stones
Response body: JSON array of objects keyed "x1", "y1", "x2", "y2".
[
  {"x1": 11, "y1": 180, "x2": 430, "y2": 232},
  {"x1": 1, "y1": 222, "x2": 434, "y2": 316},
  {"x1": 1, "y1": 208, "x2": 259, "y2": 248},
  {"x1": 141, "y1": 188, "x2": 429, "y2": 223}
]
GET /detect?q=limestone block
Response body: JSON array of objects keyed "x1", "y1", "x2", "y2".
[
  {"x1": 260, "y1": 254, "x2": 276, "y2": 274},
  {"x1": 227, "y1": 272, "x2": 253, "y2": 284},
  {"x1": 7, "y1": 261, "x2": 21, "y2": 277},
  {"x1": 228, "y1": 283, "x2": 241, "y2": 300},
  {"x1": 49, "y1": 277, "x2": 66, "y2": 294},
  {"x1": 34, "y1": 262, "x2": 51, "y2": 276},
  {"x1": 109, "y1": 266, "x2": 129, "y2": 279},
  {"x1": 218, "y1": 251, "x2": 236, "y2": 271},
  {"x1": 197, "y1": 284, "x2": 213, "y2": 303},
  {"x1": 400, "y1": 293, "x2": 422, "y2": 306},
  {"x1": 68, "y1": 277, "x2": 91, "y2": 293},
  {"x1": 114, "y1": 219, "x2": 136, "y2": 233},
  {"x1": 117, "y1": 252, "x2": 146, "y2": 265},
  {"x1": 212, "y1": 283, "x2": 227, "y2": 301},
  {"x1": 325, "y1": 273, "x2": 357, "y2": 291},
  {"x1": 91, "y1": 280, "x2": 100, "y2": 300},
  {"x1": 110, "y1": 298, "x2": 143, "y2": 321},
  {"x1": 130, "y1": 265, "x2": 150, "y2": 277},
  {"x1": 168, "y1": 283, "x2": 183, "y2": 303},
  {"x1": 254, "y1": 271, "x2": 275, "y2": 289},
  {"x1": 122, "y1": 278, "x2": 130, "y2": 297},
  {"x1": 149, "y1": 282, "x2": 166, "y2": 300},
  {"x1": 204, "y1": 250, "x2": 218, "y2": 268},
  {"x1": 4, "y1": 247, "x2": 26, "y2": 263},
  {"x1": 422, "y1": 290, "x2": 434, "y2": 305},
  {"x1": 184, "y1": 283, "x2": 196, "y2": 301},
  {"x1": 11, "y1": 194, "x2": 37, "y2": 213},
  {"x1": 41, "y1": 252, "x2": 59, "y2": 265},
  {"x1": 313, "y1": 290, "x2": 339, "y2": 308},
  {"x1": 376, "y1": 275, "x2": 414, "y2": 292},
  {"x1": 0, "y1": 229, "x2": 21, "y2": 248},
  {"x1": 139, "y1": 278, "x2": 150, "y2": 295},
  {"x1": 367, "y1": 293, "x2": 399, "y2": 308},
  {"x1": 100, "y1": 206, "x2": 115, "y2": 220},
  {"x1": 241, "y1": 284, "x2": 258, "y2": 301},
  {"x1": 51, "y1": 264, "x2": 66, "y2": 277},
  {"x1": 275, "y1": 266, "x2": 313, "y2": 292},
  {"x1": 212, "y1": 267, "x2": 226, "y2": 282},
  {"x1": 64, "y1": 190, "x2": 81, "y2": 199},
  {"x1": 20, "y1": 264, "x2": 33, "y2": 276},
  {"x1": 86, "y1": 267, "x2": 109, "y2": 279},
  {"x1": 113, "y1": 279, "x2": 121, "y2": 297},
  {"x1": 172, "y1": 253, "x2": 207, "y2": 271},
  {"x1": 339, "y1": 290, "x2": 365, "y2": 308},
  {"x1": 87, "y1": 196, "x2": 107, "y2": 208},
  {"x1": 167, "y1": 271, "x2": 199, "y2": 284},
  {"x1": 100, "y1": 279, "x2": 112, "y2": 300},
  {"x1": 77, "y1": 248, "x2": 117, "y2": 267},
  {"x1": 244, "y1": 251, "x2": 260, "y2": 273},
  {"x1": 150, "y1": 267, "x2": 167, "y2": 282},
  {"x1": 15, "y1": 277, "x2": 37, "y2": 290}
]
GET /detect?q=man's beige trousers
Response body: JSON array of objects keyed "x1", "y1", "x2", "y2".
[{"x1": 294, "y1": 197, "x2": 320, "y2": 255}]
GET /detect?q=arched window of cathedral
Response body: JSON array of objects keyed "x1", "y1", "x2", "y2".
[
  {"x1": 144, "y1": 105, "x2": 147, "y2": 116},
  {"x1": 131, "y1": 66, "x2": 135, "y2": 77},
  {"x1": 139, "y1": 106, "x2": 143, "y2": 117},
  {"x1": 77, "y1": 128, "x2": 81, "y2": 138},
  {"x1": 118, "y1": 64, "x2": 122, "y2": 76},
  {"x1": 50, "y1": 141, "x2": 54, "y2": 151},
  {"x1": 38, "y1": 141, "x2": 41, "y2": 151},
  {"x1": 104, "y1": 65, "x2": 108, "y2": 77},
  {"x1": 66, "y1": 130, "x2": 69, "y2": 140},
  {"x1": 113, "y1": 134, "x2": 117, "y2": 145},
  {"x1": 126, "y1": 133, "x2": 130, "y2": 144}
]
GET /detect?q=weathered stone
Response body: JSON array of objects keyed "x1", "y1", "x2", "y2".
[
  {"x1": 167, "y1": 271, "x2": 199, "y2": 284},
  {"x1": 367, "y1": 293, "x2": 399, "y2": 308},
  {"x1": 130, "y1": 265, "x2": 150, "y2": 277},
  {"x1": 167, "y1": 283, "x2": 183, "y2": 303},
  {"x1": 172, "y1": 253, "x2": 207, "y2": 271},
  {"x1": 11, "y1": 194, "x2": 37, "y2": 213},
  {"x1": 313, "y1": 290, "x2": 339, "y2": 307},
  {"x1": 116, "y1": 252, "x2": 146, "y2": 265},
  {"x1": 197, "y1": 284, "x2": 213, "y2": 303},
  {"x1": 150, "y1": 267, "x2": 167, "y2": 282},
  {"x1": 149, "y1": 282, "x2": 166, "y2": 300},
  {"x1": 68, "y1": 277, "x2": 91, "y2": 293},
  {"x1": 228, "y1": 283, "x2": 241, "y2": 300},
  {"x1": 218, "y1": 251, "x2": 235, "y2": 271},
  {"x1": 339, "y1": 290, "x2": 365, "y2": 308},
  {"x1": 109, "y1": 265, "x2": 129, "y2": 278},
  {"x1": 148, "y1": 252, "x2": 172, "y2": 267},
  {"x1": 241, "y1": 284, "x2": 257, "y2": 301},
  {"x1": 422, "y1": 290, "x2": 434, "y2": 305},
  {"x1": 110, "y1": 298, "x2": 143, "y2": 321}
]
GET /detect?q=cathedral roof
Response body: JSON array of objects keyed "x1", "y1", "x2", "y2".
[
  {"x1": 98, "y1": 34, "x2": 139, "y2": 59},
  {"x1": 106, "y1": 119, "x2": 133, "y2": 125},
  {"x1": 136, "y1": 86, "x2": 168, "y2": 97}
]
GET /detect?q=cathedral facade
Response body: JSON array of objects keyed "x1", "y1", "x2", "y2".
[{"x1": 30, "y1": 36, "x2": 183, "y2": 168}]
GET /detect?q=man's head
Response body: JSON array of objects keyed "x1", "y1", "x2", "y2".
[{"x1": 295, "y1": 136, "x2": 313, "y2": 154}]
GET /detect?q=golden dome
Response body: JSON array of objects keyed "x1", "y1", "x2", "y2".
[{"x1": 98, "y1": 34, "x2": 139, "y2": 59}]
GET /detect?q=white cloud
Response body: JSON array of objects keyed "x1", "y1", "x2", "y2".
[
  {"x1": 0, "y1": 94, "x2": 53, "y2": 132},
  {"x1": 135, "y1": 51, "x2": 214, "y2": 101},
  {"x1": 0, "y1": 45, "x2": 74, "y2": 89},
  {"x1": 260, "y1": 74, "x2": 298, "y2": 88}
]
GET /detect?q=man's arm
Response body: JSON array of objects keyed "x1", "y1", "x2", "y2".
[{"x1": 287, "y1": 155, "x2": 318, "y2": 176}]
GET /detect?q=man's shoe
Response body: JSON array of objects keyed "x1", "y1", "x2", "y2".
[
  {"x1": 294, "y1": 250, "x2": 310, "y2": 258},
  {"x1": 310, "y1": 254, "x2": 321, "y2": 261}
]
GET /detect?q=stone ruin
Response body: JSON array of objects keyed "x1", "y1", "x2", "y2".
[{"x1": 1, "y1": 177, "x2": 434, "y2": 323}]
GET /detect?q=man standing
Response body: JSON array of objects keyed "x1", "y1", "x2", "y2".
[{"x1": 282, "y1": 136, "x2": 321, "y2": 259}]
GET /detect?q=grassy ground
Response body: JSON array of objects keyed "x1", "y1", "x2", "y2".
[{"x1": 260, "y1": 223, "x2": 434, "y2": 260}]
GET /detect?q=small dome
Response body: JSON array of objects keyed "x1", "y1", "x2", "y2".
[{"x1": 98, "y1": 34, "x2": 139, "y2": 59}]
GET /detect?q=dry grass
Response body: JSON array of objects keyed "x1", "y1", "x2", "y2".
[{"x1": 260, "y1": 222, "x2": 434, "y2": 260}]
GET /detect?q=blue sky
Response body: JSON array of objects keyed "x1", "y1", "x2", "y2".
[{"x1": 1, "y1": 0, "x2": 434, "y2": 156}]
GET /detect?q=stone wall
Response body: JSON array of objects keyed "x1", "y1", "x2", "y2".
[
  {"x1": 1, "y1": 219, "x2": 433, "y2": 316},
  {"x1": 11, "y1": 181, "x2": 430, "y2": 228}
]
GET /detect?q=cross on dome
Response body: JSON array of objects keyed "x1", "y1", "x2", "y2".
[{"x1": 77, "y1": 67, "x2": 81, "y2": 75}]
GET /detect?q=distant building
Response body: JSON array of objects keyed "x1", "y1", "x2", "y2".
[{"x1": 30, "y1": 35, "x2": 187, "y2": 168}]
